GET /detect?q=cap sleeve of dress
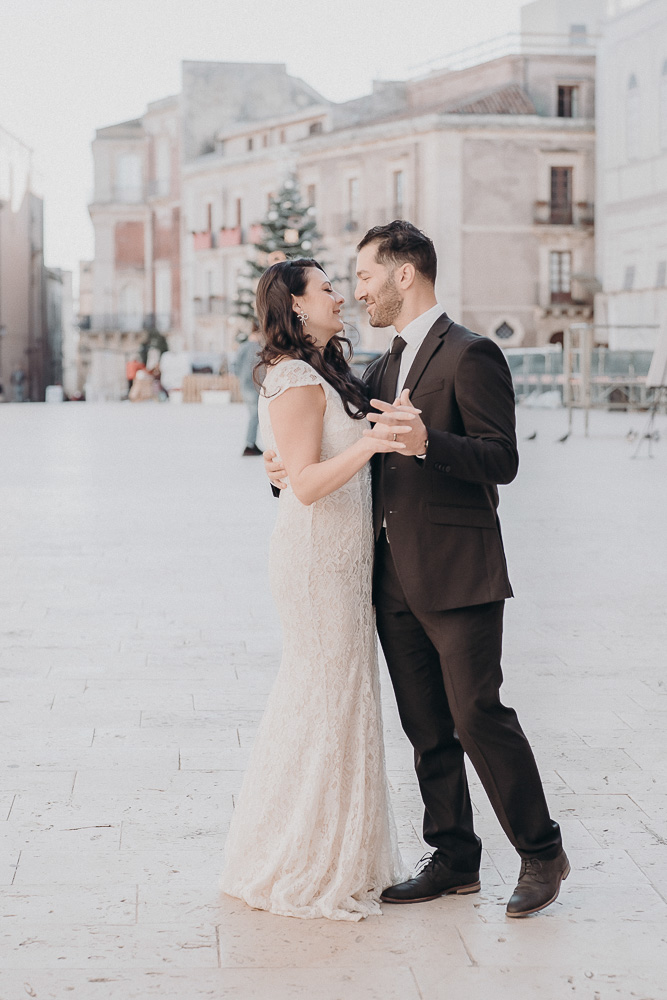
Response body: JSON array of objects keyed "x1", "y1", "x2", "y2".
[{"x1": 261, "y1": 360, "x2": 326, "y2": 402}]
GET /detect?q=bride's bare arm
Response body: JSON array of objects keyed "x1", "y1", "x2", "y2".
[{"x1": 269, "y1": 385, "x2": 412, "y2": 507}]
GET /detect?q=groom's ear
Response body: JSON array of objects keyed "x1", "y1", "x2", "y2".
[{"x1": 395, "y1": 262, "x2": 416, "y2": 290}]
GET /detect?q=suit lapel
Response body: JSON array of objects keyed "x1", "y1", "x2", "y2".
[
  {"x1": 403, "y1": 312, "x2": 454, "y2": 395},
  {"x1": 368, "y1": 351, "x2": 392, "y2": 401}
]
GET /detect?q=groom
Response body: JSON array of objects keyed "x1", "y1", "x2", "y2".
[{"x1": 268, "y1": 221, "x2": 569, "y2": 917}]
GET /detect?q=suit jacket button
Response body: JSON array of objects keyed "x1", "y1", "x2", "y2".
[{"x1": 445, "y1": 465, "x2": 451, "y2": 472}]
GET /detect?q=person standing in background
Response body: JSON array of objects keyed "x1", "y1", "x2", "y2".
[
  {"x1": 125, "y1": 356, "x2": 145, "y2": 397},
  {"x1": 234, "y1": 325, "x2": 264, "y2": 456},
  {"x1": 10, "y1": 368, "x2": 26, "y2": 403}
]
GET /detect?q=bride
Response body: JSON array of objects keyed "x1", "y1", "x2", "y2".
[{"x1": 220, "y1": 258, "x2": 409, "y2": 921}]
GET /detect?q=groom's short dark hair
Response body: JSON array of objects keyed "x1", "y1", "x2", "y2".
[{"x1": 357, "y1": 221, "x2": 437, "y2": 285}]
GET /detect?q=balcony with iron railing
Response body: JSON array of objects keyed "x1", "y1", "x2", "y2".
[
  {"x1": 534, "y1": 201, "x2": 594, "y2": 227},
  {"x1": 331, "y1": 213, "x2": 366, "y2": 238},
  {"x1": 192, "y1": 227, "x2": 244, "y2": 251},
  {"x1": 90, "y1": 186, "x2": 146, "y2": 206},
  {"x1": 193, "y1": 296, "x2": 227, "y2": 317},
  {"x1": 86, "y1": 313, "x2": 171, "y2": 333}
]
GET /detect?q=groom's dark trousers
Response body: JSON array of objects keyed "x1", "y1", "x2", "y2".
[{"x1": 365, "y1": 312, "x2": 562, "y2": 872}]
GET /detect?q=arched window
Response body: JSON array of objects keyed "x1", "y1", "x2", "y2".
[
  {"x1": 660, "y1": 60, "x2": 667, "y2": 151},
  {"x1": 489, "y1": 316, "x2": 523, "y2": 346},
  {"x1": 626, "y1": 73, "x2": 640, "y2": 160}
]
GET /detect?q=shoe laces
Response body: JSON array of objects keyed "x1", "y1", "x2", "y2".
[
  {"x1": 518, "y1": 857, "x2": 547, "y2": 882},
  {"x1": 414, "y1": 852, "x2": 439, "y2": 876}
]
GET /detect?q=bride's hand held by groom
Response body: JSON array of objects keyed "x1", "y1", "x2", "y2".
[
  {"x1": 263, "y1": 394, "x2": 418, "y2": 491},
  {"x1": 366, "y1": 389, "x2": 428, "y2": 457}
]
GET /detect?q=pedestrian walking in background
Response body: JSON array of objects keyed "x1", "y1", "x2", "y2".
[
  {"x1": 234, "y1": 325, "x2": 264, "y2": 456},
  {"x1": 10, "y1": 368, "x2": 26, "y2": 403}
]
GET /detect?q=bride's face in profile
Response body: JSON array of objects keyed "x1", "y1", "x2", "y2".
[{"x1": 292, "y1": 268, "x2": 345, "y2": 348}]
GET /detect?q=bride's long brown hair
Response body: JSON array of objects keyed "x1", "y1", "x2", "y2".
[{"x1": 255, "y1": 258, "x2": 368, "y2": 419}]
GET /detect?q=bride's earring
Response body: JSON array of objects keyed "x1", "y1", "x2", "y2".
[{"x1": 298, "y1": 309, "x2": 309, "y2": 326}]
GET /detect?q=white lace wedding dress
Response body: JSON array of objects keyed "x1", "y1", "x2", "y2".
[{"x1": 220, "y1": 359, "x2": 405, "y2": 921}]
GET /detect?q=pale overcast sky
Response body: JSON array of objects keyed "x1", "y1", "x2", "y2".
[{"x1": 0, "y1": 0, "x2": 526, "y2": 273}]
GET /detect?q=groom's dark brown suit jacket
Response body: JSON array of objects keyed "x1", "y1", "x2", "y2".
[{"x1": 365, "y1": 311, "x2": 518, "y2": 614}]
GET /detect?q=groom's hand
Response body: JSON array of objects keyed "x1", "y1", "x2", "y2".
[
  {"x1": 264, "y1": 449, "x2": 287, "y2": 489},
  {"x1": 368, "y1": 389, "x2": 428, "y2": 457}
]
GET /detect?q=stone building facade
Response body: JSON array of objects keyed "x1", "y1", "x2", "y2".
[
  {"x1": 86, "y1": 0, "x2": 604, "y2": 375},
  {"x1": 0, "y1": 126, "x2": 49, "y2": 401},
  {"x1": 594, "y1": 0, "x2": 667, "y2": 349},
  {"x1": 83, "y1": 95, "x2": 181, "y2": 390},
  {"x1": 179, "y1": 43, "x2": 597, "y2": 355}
]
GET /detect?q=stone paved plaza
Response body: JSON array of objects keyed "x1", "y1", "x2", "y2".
[{"x1": 1, "y1": 399, "x2": 667, "y2": 1000}]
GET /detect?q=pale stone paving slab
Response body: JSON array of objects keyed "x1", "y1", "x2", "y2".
[{"x1": 0, "y1": 401, "x2": 666, "y2": 998}]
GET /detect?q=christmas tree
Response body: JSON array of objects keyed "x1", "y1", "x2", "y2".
[{"x1": 234, "y1": 175, "x2": 323, "y2": 329}]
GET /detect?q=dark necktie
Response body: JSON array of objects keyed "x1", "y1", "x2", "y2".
[
  {"x1": 374, "y1": 336, "x2": 407, "y2": 541},
  {"x1": 378, "y1": 336, "x2": 407, "y2": 403}
]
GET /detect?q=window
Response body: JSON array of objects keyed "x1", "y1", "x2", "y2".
[
  {"x1": 347, "y1": 178, "x2": 360, "y2": 230},
  {"x1": 623, "y1": 265, "x2": 635, "y2": 291},
  {"x1": 495, "y1": 322, "x2": 514, "y2": 340},
  {"x1": 393, "y1": 170, "x2": 404, "y2": 217},
  {"x1": 155, "y1": 268, "x2": 171, "y2": 330},
  {"x1": 627, "y1": 74, "x2": 640, "y2": 159},
  {"x1": 279, "y1": 129, "x2": 286, "y2": 144},
  {"x1": 569, "y1": 24, "x2": 587, "y2": 46},
  {"x1": 235, "y1": 197, "x2": 242, "y2": 229},
  {"x1": 656, "y1": 261, "x2": 667, "y2": 288},
  {"x1": 309, "y1": 121, "x2": 323, "y2": 135},
  {"x1": 205, "y1": 202, "x2": 213, "y2": 233},
  {"x1": 306, "y1": 184, "x2": 316, "y2": 208},
  {"x1": 247, "y1": 137, "x2": 254, "y2": 152},
  {"x1": 116, "y1": 153, "x2": 142, "y2": 202},
  {"x1": 660, "y1": 60, "x2": 667, "y2": 150},
  {"x1": 262, "y1": 134, "x2": 269, "y2": 148},
  {"x1": 550, "y1": 251, "x2": 572, "y2": 303},
  {"x1": 155, "y1": 137, "x2": 171, "y2": 195},
  {"x1": 118, "y1": 284, "x2": 142, "y2": 331},
  {"x1": 557, "y1": 86, "x2": 579, "y2": 118},
  {"x1": 550, "y1": 167, "x2": 573, "y2": 224}
]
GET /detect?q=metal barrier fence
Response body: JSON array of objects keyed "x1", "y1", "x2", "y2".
[{"x1": 505, "y1": 326, "x2": 661, "y2": 435}]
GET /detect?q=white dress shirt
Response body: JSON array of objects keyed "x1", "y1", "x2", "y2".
[{"x1": 393, "y1": 303, "x2": 444, "y2": 397}]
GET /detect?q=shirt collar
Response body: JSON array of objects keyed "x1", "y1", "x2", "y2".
[{"x1": 393, "y1": 303, "x2": 444, "y2": 352}]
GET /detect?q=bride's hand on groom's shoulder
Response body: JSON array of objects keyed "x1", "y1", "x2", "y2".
[{"x1": 264, "y1": 449, "x2": 287, "y2": 489}]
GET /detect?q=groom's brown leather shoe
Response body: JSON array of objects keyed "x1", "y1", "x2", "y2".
[
  {"x1": 506, "y1": 849, "x2": 570, "y2": 917},
  {"x1": 380, "y1": 852, "x2": 480, "y2": 904}
]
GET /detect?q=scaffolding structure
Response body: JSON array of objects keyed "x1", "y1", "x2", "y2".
[{"x1": 563, "y1": 324, "x2": 660, "y2": 435}]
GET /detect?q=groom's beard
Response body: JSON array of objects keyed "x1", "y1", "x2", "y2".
[{"x1": 367, "y1": 275, "x2": 403, "y2": 329}]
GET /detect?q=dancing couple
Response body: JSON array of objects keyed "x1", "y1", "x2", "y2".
[{"x1": 221, "y1": 221, "x2": 569, "y2": 921}]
